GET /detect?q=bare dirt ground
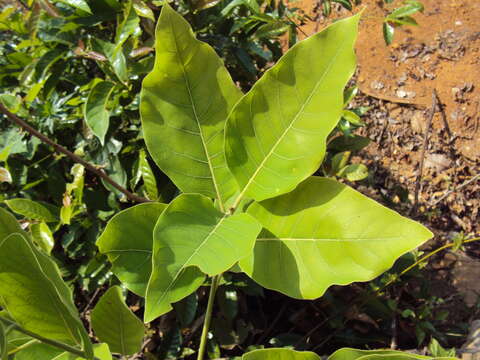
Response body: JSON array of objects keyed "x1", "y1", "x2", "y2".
[{"x1": 288, "y1": 0, "x2": 480, "y2": 315}]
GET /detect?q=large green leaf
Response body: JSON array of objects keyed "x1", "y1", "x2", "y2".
[
  {"x1": 91, "y1": 286, "x2": 144, "y2": 355},
  {"x1": 225, "y1": 13, "x2": 360, "y2": 203},
  {"x1": 0, "y1": 207, "x2": 27, "y2": 241},
  {"x1": 144, "y1": 193, "x2": 262, "y2": 322},
  {"x1": 327, "y1": 348, "x2": 445, "y2": 360},
  {"x1": 5, "y1": 198, "x2": 58, "y2": 222},
  {"x1": 140, "y1": 3, "x2": 242, "y2": 206},
  {"x1": 243, "y1": 348, "x2": 321, "y2": 360},
  {"x1": 84, "y1": 81, "x2": 115, "y2": 145},
  {"x1": 96, "y1": 203, "x2": 166, "y2": 296},
  {"x1": 240, "y1": 177, "x2": 433, "y2": 299},
  {"x1": 0, "y1": 232, "x2": 93, "y2": 357}
]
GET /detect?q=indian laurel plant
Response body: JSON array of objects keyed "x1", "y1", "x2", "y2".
[
  {"x1": 101, "y1": 1, "x2": 432, "y2": 355},
  {"x1": 0, "y1": 3, "x2": 434, "y2": 360}
]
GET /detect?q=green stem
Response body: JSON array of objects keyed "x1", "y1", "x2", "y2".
[
  {"x1": 197, "y1": 275, "x2": 221, "y2": 360},
  {"x1": 0, "y1": 316, "x2": 100, "y2": 360}
]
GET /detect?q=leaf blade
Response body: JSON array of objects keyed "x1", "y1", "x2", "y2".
[
  {"x1": 240, "y1": 177, "x2": 433, "y2": 299},
  {"x1": 140, "y1": 3, "x2": 242, "y2": 205},
  {"x1": 96, "y1": 203, "x2": 167, "y2": 297},
  {"x1": 91, "y1": 286, "x2": 144, "y2": 355},
  {"x1": 84, "y1": 81, "x2": 116, "y2": 145},
  {"x1": 225, "y1": 13, "x2": 360, "y2": 203},
  {"x1": 144, "y1": 194, "x2": 262, "y2": 322},
  {"x1": 0, "y1": 226, "x2": 92, "y2": 357}
]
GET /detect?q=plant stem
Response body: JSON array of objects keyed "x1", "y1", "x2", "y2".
[
  {"x1": 197, "y1": 275, "x2": 221, "y2": 360},
  {"x1": 0, "y1": 316, "x2": 100, "y2": 360},
  {"x1": 0, "y1": 103, "x2": 150, "y2": 204}
]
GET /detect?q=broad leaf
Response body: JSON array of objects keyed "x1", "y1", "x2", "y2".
[
  {"x1": 144, "y1": 193, "x2": 262, "y2": 322},
  {"x1": 225, "y1": 13, "x2": 360, "y2": 203},
  {"x1": 84, "y1": 81, "x2": 115, "y2": 145},
  {"x1": 243, "y1": 348, "x2": 321, "y2": 360},
  {"x1": 0, "y1": 207, "x2": 27, "y2": 241},
  {"x1": 132, "y1": 0, "x2": 155, "y2": 21},
  {"x1": 55, "y1": 343, "x2": 113, "y2": 360},
  {"x1": 91, "y1": 286, "x2": 144, "y2": 355},
  {"x1": 56, "y1": 0, "x2": 92, "y2": 13},
  {"x1": 140, "y1": 3, "x2": 242, "y2": 206},
  {"x1": 0, "y1": 231, "x2": 93, "y2": 357},
  {"x1": 97, "y1": 203, "x2": 166, "y2": 296},
  {"x1": 30, "y1": 221, "x2": 54, "y2": 254},
  {"x1": 240, "y1": 177, "x2": 433, "y2": 299},
  {"x1": 5, "y1": 198, "x2": 58, "y2": 222},
  {"x1": 328, "y1": 348, "x2": 432, "y2": 360}
]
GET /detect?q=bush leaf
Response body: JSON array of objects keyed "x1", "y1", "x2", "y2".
[
  {"x1": 5, "y1": 198, "x2": 58, "y2": 222},
  {"x1": 140, "y1": 3, "x2": 242, "y2": 206},
  {"x1": 84, "y1": 81, "x2": 116, "y2": 145},
  {"x1": 144, "y1": 193, "x2": 262, "y2": 322},
  {"x1": 91, "y1": 286, "x2": 145, "y2": 355},
  {"x1": 240, "y1": 177, "x2": 433, "y2": 299},
  {"x1": 243, "y1": 348, "x2": 321, "y2": 360},
  {"x1": 97, "y1": 203, "x2": 167, "y2": 296},
  {"x1": 0, "y1": 209, "x2": 92, "y2": 358},
  {"x1": 225, "y1": 13, "x2": 360, "y2": 203}
]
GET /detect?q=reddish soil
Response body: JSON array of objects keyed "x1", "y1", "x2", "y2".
[{"x1": 287, "y1": 0, "x2": 480, "y2": 309}]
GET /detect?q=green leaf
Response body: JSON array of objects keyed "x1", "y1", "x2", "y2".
[
  {"x1": 140, "y1": 3, "x2": 242, "y2": 205},
  {"x1": 388, "y1": 1, "x2": 423, "y2": 19},
  {"x1": 225, "y1": 13, "x2": 360, "y2": 203},
  {"x1": 0, "y1": 322, "x2": 6, "y2": 360},
  {"x1": 56, "y1": 0, "x2": 92, "y2": 13},
  {"x1": 240, "y1": 177, "x2": 433, "y2": 299},
  {"x1": 342, "y1": 110, "x2": 363, "y2": 126},
  {"x1": 132, "y1": 0, "x2": 155, "y2": 21},
  {"x1": 97, "y1": 203, "x2": 167, "y2": 296},
  {"x1": 0, "y1": 207, "x2": 27, "y2": 241},
  {"x1": 328, "y1": 135, "x2": 370, "y2": 152},
  {"x1": 139, "y1": 149, "x2": 158, "y2": 200},
  {"x1": 30, "y1": 221, "x2": 54, "y2": 254},
  {"x1": 84, "y1": 81, "x2": 116, "y2": 145},
  {"x1": 55, "y1": 343, "x2": 113, "y2": 360},
  {"x1": 5, "y1": 198, "x2": 58, "y2": 222},
  {"x1": 92, "y1": 38, "x2": 128, "y2": 83},
  {"x1": 243, "y1": 348, "x2": 321, "y2": 360},
  {"x1": 144, "y1": 193, "x2": 262, "y2": 322},
  {"x1": 338, "y1": 163, "x2": 368, "y2": 181},
  {"x1": 0, "y1": 232, "x2": 93, "y2": 357},
  {"x1": 328, "y1": 348, "x2": 432, "y2": 360},
  {"x1": 115, "y1": 0, "x2": 141, "y2": 55},
  {"x1": 91, "y1": 286, "x2": 145, "y2": 355},
  {"x1": 13, "y1": 342, "x2": 63, "y2": 360},
  {"x1": 383, "y1": 22, "x2": 395, "y2": 45}
]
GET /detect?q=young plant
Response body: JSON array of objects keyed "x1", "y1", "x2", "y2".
[{"x1": 0, "y1": 3, "x2": 434, "y2": 360}]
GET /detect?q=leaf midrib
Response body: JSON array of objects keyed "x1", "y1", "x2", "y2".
[{"x1": 169, "y1": 17, "x2": 225, "y2": 210}]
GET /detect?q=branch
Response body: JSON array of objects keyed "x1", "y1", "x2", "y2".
[{"x1": 0, "y1": 104, "x2": 150, "y2": 203}]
